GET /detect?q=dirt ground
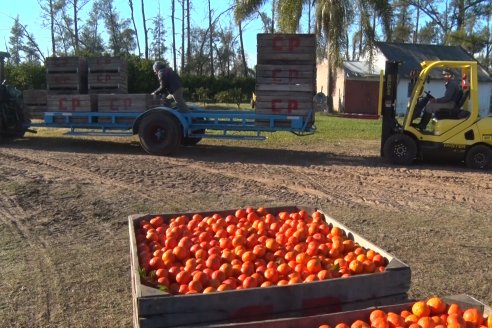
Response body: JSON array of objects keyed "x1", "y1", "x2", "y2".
[{"x1": 0, "y1": 135, "x2": 491, "y2": 327}]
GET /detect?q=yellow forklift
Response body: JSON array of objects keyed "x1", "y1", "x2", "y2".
[{"x1": 380, "y1": 60, "x2": 492, "y2": 170}]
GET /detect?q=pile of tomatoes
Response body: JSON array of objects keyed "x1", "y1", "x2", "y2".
[
  {"x1": 135, "y1": 207, "x2": 388, "y2": 295},
  {"x1": 318, "y1": 296, "x2": 491, "y2": 328}
]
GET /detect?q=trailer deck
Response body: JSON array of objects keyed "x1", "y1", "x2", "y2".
[{"x1": 28, "y1": 107, "x2": 316, "y2": 141}]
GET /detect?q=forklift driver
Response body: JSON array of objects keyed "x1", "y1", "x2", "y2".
[{"x1": 415, "y1": 68, "x2": 461, "y2": 130}]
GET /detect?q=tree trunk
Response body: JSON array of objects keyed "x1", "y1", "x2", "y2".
[
  {"x1": 172, "y1": 0, "x2": 177, "y2": 71},
  {"x1": 326, "y1": 65, "x2": 335, "y2": 113},
  {"x1": 181, "y1": 0, "x2": 185, "y2": 72},
  {"x1": 208, "y1": 0, "x2": 214, "y2": 77},
  {"x1": 238, "y1": 21, "x2": 248, "y2": 76},
  {"x1": 271, "y1": 0, "x2": 275, "y2": 33},
  {"x1": 186, "y1": 0, "x2": 191, "y2": 70},
  {"x1": 141, "y1": 0, "x2": 148, "y2": 59},
  {"x1": 50, "y1": 0, "x2": 56, "y2": 56},
  {"x1": 73, "y1": 0, "x2": 79, "y2": 52},
  {"x1": 456, "y1": 0, "x2": 465, "y2": 31},
  {"x1": 413, "y1": 0, "x2": 420, "y2": 43},
  {"x1": 129, "y1": 0, "x2": 141, "y2": 56}
]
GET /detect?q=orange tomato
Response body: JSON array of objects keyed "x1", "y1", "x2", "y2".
[
  {"x1": 462, "y1": 308, "x2": 484, "y2": 328},
  {"x1": 426, "y1": 297, "x2": 446, "y2": 315},
  {"x1": 412, "y1": 300, "x2": 431, "y2": 318}
]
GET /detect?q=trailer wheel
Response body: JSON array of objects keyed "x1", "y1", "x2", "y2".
[
  {"x1": 383, "y1": 134, "x2": 417, "y2": 165},
  {"x1": 138, "y1": 112, "x2": 182, "y2": 155},
  {"x1": 182, "y1": 129, "x2": 205, "y2": 146},
  {"x1": 465, "y1": 144, "x2": 492, "y2": 170}
]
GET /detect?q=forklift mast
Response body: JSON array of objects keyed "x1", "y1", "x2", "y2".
[{"x1": 380, "y1": 61, "x2": 400, "y2": 157}]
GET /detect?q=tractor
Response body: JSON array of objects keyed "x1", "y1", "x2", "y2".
[{"x1": 0, "y1": 52, "x2": 30, "y2": 140}]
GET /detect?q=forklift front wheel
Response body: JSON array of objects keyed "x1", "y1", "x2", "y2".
[
  {"x1": 383, "y1": 134, "x2": 417, "y2": 165},
  {"x1": 138, "y1": 112, "x2": 182, "y2": 155},
  {"x1": 465, "y1": 144, "x2": 492, "y2": 170}
]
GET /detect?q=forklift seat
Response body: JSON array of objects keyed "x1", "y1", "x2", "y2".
[{"x1": 434, "y1": 89, "x2": 470, "y2": 120}]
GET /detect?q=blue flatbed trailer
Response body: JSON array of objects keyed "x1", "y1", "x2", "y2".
[{"x1": 27, "y1": 106, "x2": 315, "y2": 155}]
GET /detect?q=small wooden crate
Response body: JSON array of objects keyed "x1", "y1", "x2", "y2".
[
  {"x1": 47, "y1": 94, "x2": 97, "y2": 123},
  {"x1": 205, "y1": 294, "x2": 491, "y2": 328},
  {"x1": 47, "y1": 94, "x2": 96, "y2": 112},
  {"x1": 96, "y1": 94, "x2": 161, "y2": 123},
  {"x1": 87, "y1": 57, "x2": 128, "y2": 94},
  {"x1": 23, "y1": 89, "x2": 48, "y2": 119},
  {"x1": 129, "y1": 206, "x2": 411, "y2": 328},
  {"x1": 46, "y1": 57, "x2": 88, "y2": 94},
  {"x1": 257, "y1": 34, "x2": 316, "y2": 65}
]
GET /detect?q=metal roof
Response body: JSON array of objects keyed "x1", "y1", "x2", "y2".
[
  {"x1": 375, "y1": 42, "x2": 492, "y2": 81},
  {"x1": 343, "y1": 61, "x2": 381, "y2": 78}
]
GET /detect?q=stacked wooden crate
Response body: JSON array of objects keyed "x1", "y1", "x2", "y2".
[
  {"x1": 23, "y1": 89, "x2": 47, "y2": 119},
  {"x1": 255, "y1": 34, "x2": 316, "y2": 127},
  {"x1": 46, "y1": 56, "x2": 88, "y2": 94},
  {"x1": 88, "y1": 57, "x2": 128, "y2": 94},
  {"x1": 44, "y1": 57, "x2": 92, "y2": 122},
  {"x1": 28, "y1": 56, "x2": 157, "y2": 123}
]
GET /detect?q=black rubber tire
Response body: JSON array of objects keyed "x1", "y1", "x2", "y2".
[
  {"x1": 138, "y1": 112, "x2": 182, "y2": 155},
  {"x1": 465, "y1": 144, "x2": 492, "y2": 170},
  {"x1": 383, "y1": 134, "x2": 418, "y2": 165},
  {"x1": 181, "y1": 129, "x2": 205, "y2": 146}
]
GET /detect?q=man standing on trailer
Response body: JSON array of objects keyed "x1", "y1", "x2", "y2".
[{"x1": 151, "y1": 61, "x2": 190, "y2": 113}]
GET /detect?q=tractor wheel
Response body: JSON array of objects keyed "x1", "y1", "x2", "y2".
[
  {"x1": 383, "y1": 134, "x2": 417, "y2": 165},
  {"x1": 138, "y1": 112, "x2": 182, "y2": 155},
  {"x1": 181, "y1": 129, "x2": 205, "y2": 146},
  {"x1": 465, "y1": 144, "x2": 492, "y2": 170}
]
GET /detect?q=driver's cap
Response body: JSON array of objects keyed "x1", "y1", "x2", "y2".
[{"x1": 441, "y1": 68, "x2": 453, "y2": 76}]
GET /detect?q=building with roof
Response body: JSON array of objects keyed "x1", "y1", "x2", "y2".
[{"x1": 317, "y1": 43, "x2": 492, "y2": 117}]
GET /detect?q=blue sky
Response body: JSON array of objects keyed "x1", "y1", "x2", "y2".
[{"x1": 0, "y1": 0, "x2": 285, "y2": 68}]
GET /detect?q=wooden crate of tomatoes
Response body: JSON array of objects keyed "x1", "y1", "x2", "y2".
[
  {"x1": 204, "y1": 294, "x2": 492, "y2": 328},
  {"x1": 128, "y1": 206, "x2": 411, "y2": 328}
]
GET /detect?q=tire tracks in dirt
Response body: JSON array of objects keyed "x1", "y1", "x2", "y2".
[
  {"x1": 162, "y1": 158, "x2": 491, "y2": 214},
  {"x1": 0, "y1": 190, "x2": 63, "y2": 326},
  {"x1": 0, "y1": 148, "x2": 190, "y2": 211}
]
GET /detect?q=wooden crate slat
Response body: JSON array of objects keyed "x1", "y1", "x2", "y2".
[
  {"x1": 88, "y1": 87, "x2": 128, "y2": 95},
  {"x1": 255, "y1": 84, "x2": 314, "y2": 92},
  {"x1": 23, "y1": 89, "x2": 47, "y2": 105},
  {"x1": 87, "y1": 57, "x2": 128, "y2": 73},
  {"x1": 45, "y1": 56, "x2": 87, "y2": 73},
  {"x1": 203, "y1": 295, "x2": 490, "y2": 328},
  {"x1": 47, "y1": 73, "x2": 83, "y2": 88},
  {"x1": 24, "y1": 104, "x2": 48, "y2": 119},
  {"x1": 88, "y1": 72, "x2": 128, "y2": 85}
]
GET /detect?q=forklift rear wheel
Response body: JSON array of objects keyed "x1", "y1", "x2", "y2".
[
  {"x1": 138, "y1": 112, "x2": 182, "y2": 155},
  {"x1": 465, "y1": 144, "x2": 492, "y2": 170},
  {"x1": 383, "y1": 134, "x2": 417, "y2": 165}
]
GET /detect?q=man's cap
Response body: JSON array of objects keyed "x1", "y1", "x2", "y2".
[
  {"x1": 441, "y1": 68, "x2": 453, "y2": 76},
  {"x1": 153, "y1": 61, "x2": 166, "y2": 71}
]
